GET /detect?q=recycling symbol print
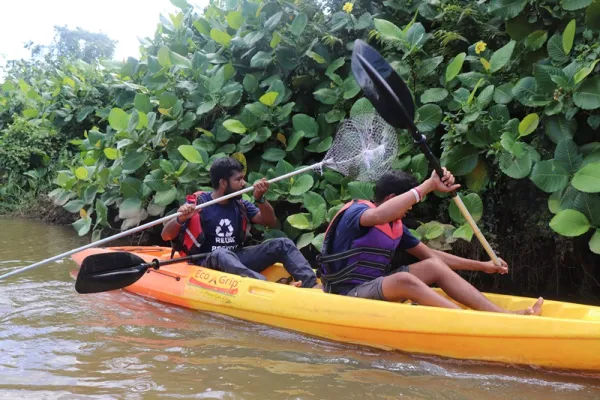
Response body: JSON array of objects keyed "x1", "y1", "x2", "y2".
[{"x1": 215, "y1": 218, "x2": 234, "y2": 237}]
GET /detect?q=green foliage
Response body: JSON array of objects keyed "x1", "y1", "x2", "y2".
[{"x1": 2, "y1": 0, "x2": 599, "y2": 256}]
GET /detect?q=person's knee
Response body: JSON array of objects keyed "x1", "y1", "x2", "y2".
[
  {"x1": 269, "y1": 237, "x2": 295, "y2": 251},
  {"x1": 426, "y1": 257, "x2": 451, "y2": 273},
  {"x1": 389, "y1": 271, "x2": 421, "y2": 289}
]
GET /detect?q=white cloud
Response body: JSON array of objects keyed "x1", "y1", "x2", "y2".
[{"x1": 0, "y1": 0, "x2": 209, "y2": 78}]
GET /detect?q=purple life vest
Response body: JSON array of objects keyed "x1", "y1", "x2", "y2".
[{"x1": 318, "y1": 200, "x2": 404, "y2": 294}]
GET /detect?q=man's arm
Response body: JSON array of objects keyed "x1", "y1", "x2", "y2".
[
  {"x1": 161, "y1": 203, "x2": 195, "y2": 241},
  {"x1": 248, "y1": 178, "x2": 277, "y2": 228},
  {"x1": 360, "y1": 168, "x2": 460, "y2": 227},
  {"x1": 406, "y1": 242, "x2": 509, "y2": 274}
]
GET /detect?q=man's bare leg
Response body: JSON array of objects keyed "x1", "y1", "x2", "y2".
[
  {"x1": 380, "y1": 272, "x2": 461, "y2": 309},
  {"x1": 408, "y1": 258, "x2": 543, "y2": 315}
]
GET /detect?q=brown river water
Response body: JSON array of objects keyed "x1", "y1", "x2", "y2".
[{"x1": 1, "y1": 217, "x2": 599, "y2": 399}]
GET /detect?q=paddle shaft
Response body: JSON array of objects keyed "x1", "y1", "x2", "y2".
[
  {"x1": 0, "y1": 162, "x2": 325, "y2": 280},
  {"x1": 356, "y1": 53, "x2": 501, "y2": 267},
  {"x1": 143, "y1": 252, "x2": 210, "y2": 270}
]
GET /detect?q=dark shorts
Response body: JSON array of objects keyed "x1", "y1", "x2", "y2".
[{"x1": 345, "y1": 265, "x2": 410, "y2": 301}]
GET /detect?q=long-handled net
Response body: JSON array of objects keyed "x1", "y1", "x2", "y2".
[
  {"x1": 0, "y1": 111, "x2": 400, "y2": 280},
  {"x1": 321, "y1": 112, "x2": 398, "y2": 181}
]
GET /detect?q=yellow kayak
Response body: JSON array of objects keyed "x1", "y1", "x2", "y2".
[{"x1": 71, "y1": 246, "x2": 600, "y2": 372}]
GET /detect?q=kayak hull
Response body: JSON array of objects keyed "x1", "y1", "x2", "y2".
[{"x1": 71, "y1": 246, "x2": 600, "y2": 372}]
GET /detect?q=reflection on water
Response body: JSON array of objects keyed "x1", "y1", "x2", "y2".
[{"x1": 1, "y1": 218, "x2": 599, "y2": 399}]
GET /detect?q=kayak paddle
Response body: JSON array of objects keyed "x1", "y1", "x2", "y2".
[
  {"x1": 0, "y1": 111, "x2": 400, "y2": 280},
  {"x1": 351, "y1": 39, "x2": 502, "y2": 266},
  {"x1": 74, "y1": 251, "x2": 209, "y2": 294}
]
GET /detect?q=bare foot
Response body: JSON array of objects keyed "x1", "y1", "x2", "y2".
[
  {"x1": 289, "y1": 280, "x2": 302, "y2": 288},
  {"x1": 312, "y1": 283, "x2": 324, "y2": 290},
  {"x1": 515, "y1": 297, "x2": 544, "y2": 316}
]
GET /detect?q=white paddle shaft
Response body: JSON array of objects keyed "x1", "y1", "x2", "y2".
[{"x1": 0, "y1": 162, "x2": 325, "y2": 280}]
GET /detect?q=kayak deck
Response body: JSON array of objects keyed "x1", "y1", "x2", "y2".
[{"x1": 71, "y1": 246, "x2": 600, "y2": 372}]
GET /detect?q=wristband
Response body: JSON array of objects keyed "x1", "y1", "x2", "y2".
[
  {"x1": 414, "y1": 186, "x2": 423, "y2": 201},
  {"x1": 255, "y1": 196, "x2": 266, "y2": 204},
  {"x1": 176, "y1": 217, "x2": 186, "y2": 226},
  {"x1": 410, "y1": 188, "x2": 420, "y2": 203}
]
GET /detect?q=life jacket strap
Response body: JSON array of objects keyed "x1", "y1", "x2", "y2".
[{"x1": 317, "y1": 246, "x2": 393, "y2": 264}]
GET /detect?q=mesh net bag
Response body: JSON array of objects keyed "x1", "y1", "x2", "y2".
[{"x1": 322, "y1": 112, "x2": 398, "y2": 181}]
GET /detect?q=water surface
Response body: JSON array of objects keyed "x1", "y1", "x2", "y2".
[{"x1": 1, "y1": 218, "x2": 599, "y2": 399}]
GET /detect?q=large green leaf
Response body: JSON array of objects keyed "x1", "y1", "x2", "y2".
[
  {"x1": 121, "y1": 177, "x2": 143, "y2": 198},
  {"x1": 292, "y1": 114, "x2": 318, "y2": 137},
  {"x1": 449, "y1": 193, "x2": 483, "y2": 224},
  {"x1": 210, "y1": 29, "x2": 232, "y2": 47},
  {"x1": 264, "y1": 11, "x2": 283, "y2": 30},
  {"x1": 64, "y1": 200, "x2": 85, "y2": 213},
  {"x1": 530, "y1": 160, "x2": 570, "y2": 193},
  {"x1": 374, "y1": 18, "x2": 403, "y2": 45},
  {"x1": 108, "y1": 108, "x2": 129, "y2": 132},
  {"x1": 350, "y1": 98, "x2": 375, "y2": 116},
  {"x1": 290, "y1": 13, "x2": 308, "y2": 36},
  {"x1": 122, "y1": 151, "x2": 149, "y2": 173},
  {"x1": 524, "y1": 30, "x2": 548, "y2": 50},
  {"x1": 547, "y1": 34, "x2": 569, "y2": 63},
  {"x1": 72, "y1": 217, "x2": 92, "y2": 237},
  {"x1": 555, "y1": 139, "x2": 583, "y2": 174},
  {"x1": 444, "y1": 145, "x2": 479, "y2": 176},
  {"x1": 197, "y1": 100, "x2": 216, "y2": 115},
  {"x1": 587, "y1": 0, "x2": 600, "y2": 31},
  {"x1": 303, "y1": 191, "x2": 327, "y2": 227},
  {"x1": 545, "y1": 115, "x2": 577, "y2": 144},
  {"x1": 490, "y1": 40, "x2": 515, "y2": 72},
  {"x1": 562, "y1": 0, "x2": 592, "y2": 10},
  {"x1": 499, "y1": 151, "x2": 533, "y2": 179},
  {"x1": 223, "y1": 119, "x2": 247, "y2": 134},
  {"x1": 96, "y1": 199, "x2": 108, "y2": 226},
  {"x1": 250, "y1": 51, "x2": 272, "y2": 68},
  {"x1": 489, "y1": 0, "x2": 527, "y2": 19},
  {"x1": 445, "y1": 53, "x2": 466, "y2": 82},
  {"x1": 226, "y1": 11, "x2": 244, "y2": 29},
  {"x1": 420, "y1": 56, "x2": 444, "y2": 76},
  {"x1": 348, "y1": 181, "x2": 374, "y2": 200},
  {"x1": 134, "y1": 94, "x2": 152, "y2": 113},
  {"x1": 296, "y1": 232, "x2": 315, "y2": 250},
  {"x1": 410, "y1": 154, "x2": 429, "y2": 181},
  {"x1": 262, "y1": 148, "x2": 287, "y2": 162},
  {"x1": 290, "y1": 175, "x2": 314, "y2": 196},
  {"x1": 512, "y1": 77, "x2": 537, "y2": 104},
  {"x1": 518, "y1": 113, "x2": 539, "y2": 136},
  {"x1": 178, "y1": 145, "x2": 204, "y2": 164},
  {"x1": 572, "y1": 163, "x2": 600, "y2": 193},
  {"x1": 573, "y1": 77, "x2": 600, "y2": 110},
  {"x1": 287, "y1": 213, "x2": 312, "y2": 230},
  {"x1": 421, "y1": 88, "x2": 448, "y2": 103},
  {"x1": 493, "y1": 83, "x2": 514, "y2": 104},
  {"x1": 549, "y1": 209, "x2": 590, "y2": 236},
  {"x1": 415, "y1": 104, "x2": 442, "y2": 131},
  {"x1": 590, "y1": 230, "x2": 600, "y2": 254},
  {"x1": 313, "y1": 88, "x2": 338, "y2": 105},
  {"x1": 154, "y1": 187, "x2": 177, "y2": 206},
  {"x1": 563, "y1": 20, "x2": 576, "y2": 54}
]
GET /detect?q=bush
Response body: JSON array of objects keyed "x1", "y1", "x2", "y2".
[{"x1": 1, "y1": 0, "x2": 599, "y2": 257}]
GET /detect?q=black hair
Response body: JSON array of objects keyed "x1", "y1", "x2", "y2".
[
  {"x1": 210, "y1": 157, "x2": 244, "y2": 189},
  {"x1": 374, "y1": 170, "x2": 419, "y2": 203}
]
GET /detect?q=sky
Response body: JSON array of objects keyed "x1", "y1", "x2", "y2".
[{"x1": 0, "y1": 0, "x2": 208, "y2": 79}]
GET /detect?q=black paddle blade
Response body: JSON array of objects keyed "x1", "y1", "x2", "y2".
[
  {"x1": 351, "y1": 39, "x2": 417, "y2": 133},
  {"x1": 75, "y1": 252, "x2": 149, "y2": 294}
]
